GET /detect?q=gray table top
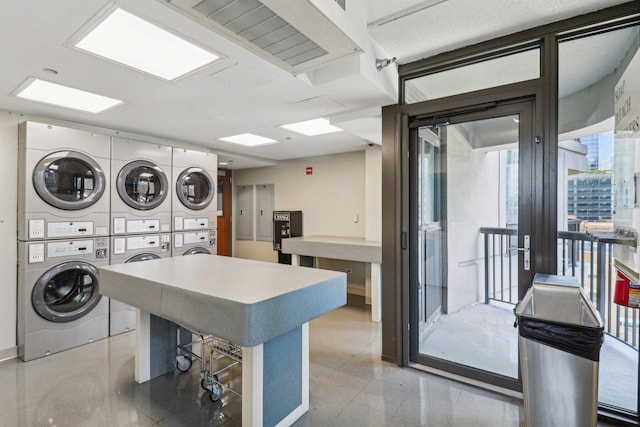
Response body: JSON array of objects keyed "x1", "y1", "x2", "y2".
[
  {"x1": 281, "y1": 235, "x2": 382, "y2": 264},
  {"x1": 100, "y1": 255, "x2": 346, "y2": 347}
]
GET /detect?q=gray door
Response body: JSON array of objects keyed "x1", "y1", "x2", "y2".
[
  {"x1": 126, "y1": 253, "x2": 160, "y2": 263},
  {"x1": 256, "y1": 184, "x2": 274, "y2": 242},
  {"x1": 33, "y1": 151, "x2": 106, "y2": 210},
  {"x1": 236, "y1": 185, "x2": 253, "y2": 240},
  {"x1": 117, "y1": 160, "x2": 168, "y2": 210},
  {"x1": 176, "y1": 167, "x2": 215, "y2": 210},
  {"x1": 32, "y1": 262, "x2": 102, "y2": 322}
]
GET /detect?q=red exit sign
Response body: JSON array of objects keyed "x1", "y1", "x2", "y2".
[{"x1": 306, "y1": 166, "x2": 313, "y2": 175}]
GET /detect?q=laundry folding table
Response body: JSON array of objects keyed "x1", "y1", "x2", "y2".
[{"x1": 100, "y1": 255, "x2": 346, "y2": 427}]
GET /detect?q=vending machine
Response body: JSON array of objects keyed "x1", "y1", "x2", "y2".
[
  {"x1": 613, "y1": 45, "x2": 640, "y2": 307},
  {"x1": 273, "y1": 211, "x2": 302, "y2": 264}
]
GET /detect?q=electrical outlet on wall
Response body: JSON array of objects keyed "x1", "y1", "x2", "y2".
[{"x1": 353, "y1": 214, "x2": 359, "y2": 223}]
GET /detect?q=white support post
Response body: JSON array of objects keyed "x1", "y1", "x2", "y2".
[
  {"x1": 242, "y1": 344, "x2": 264, "y2": 427},
  {"x1": 135, "y1": 309, "x2": 151, "y2": 383},
  {"x1": 371, "y1": 263, "x2": 382, "y2": 322}
]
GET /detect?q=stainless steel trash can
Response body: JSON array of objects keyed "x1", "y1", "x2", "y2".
[{"x1": 515, "y1": 274, "x2": 604, "y2": 427}]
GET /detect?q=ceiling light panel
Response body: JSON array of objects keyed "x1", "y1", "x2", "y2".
[
  {"x1": 193, "y1": 0, "x2": 327, "y2": 67},
  {"x1": 15, "y1": 78, "x2": 123, "y2": 113},
  {"x1": 219, "y1": 133, "x2": 277, "y2": 146},
  {"x1": 74, "y1": 8, "x2": 219, "y2": 81},
  {"x1": 280, "y1": 118, "x2": 342, "y2": 136}
]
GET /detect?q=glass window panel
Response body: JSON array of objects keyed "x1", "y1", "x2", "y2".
[
  {"x1": 557, "y1": 24, "x2": 640, "y2": 414},
  {"x1": 404, "y1": 48, "x2": 540, "y2": 104}
]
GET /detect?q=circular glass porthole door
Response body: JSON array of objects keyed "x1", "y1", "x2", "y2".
[
  {"x1": 117, "y1": 160, "x2": 168, "y2": 211},
  {"x1": 33, "y1": 151, "x2": 106, "y2": 210},
  {"x1": 126, "y1": 253, "x2": 160, "y2": 263},
  {"x1": 32, "y1": 262, "x2": 102, "y2": 322},
  {"x1": 176, "y1": 168, "x2": 215, "y2": 210},
  {"x1": 183, "y1": 247, "x2": 211, "y2": 255}
]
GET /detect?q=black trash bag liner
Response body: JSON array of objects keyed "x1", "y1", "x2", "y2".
[{"x1": 517, "y1": 316, "x2": 604, "y2": 362}]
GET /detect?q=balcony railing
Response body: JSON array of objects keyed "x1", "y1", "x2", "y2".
[{"x1": 480, "y1": 227, "x2": 639, "y2": 349}]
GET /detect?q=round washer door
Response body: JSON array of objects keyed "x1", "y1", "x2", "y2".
[
  {"x1": 33, "y1": 151, "x2": 106, "y2": 210},
  {"x1": 117, "y1": 160, "x2": 169, "y2": 211},
  {"x1": 183, "y1": 247, "x2": 211, "y2": 255},
  {"x1": 176, "y1": 168, "x2": 215, "y2": 211},
  {"x1": 32, "y1": 261, "x2": 102, "y2": 323},
  {"x1": 126, "y1": 253, "x2": 160, "y2": 263}
]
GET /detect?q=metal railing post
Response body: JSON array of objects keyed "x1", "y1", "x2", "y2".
[
  {"x1": 596, "y1": 240, "x2": 607, "y2": 321},
  {"x1": 484, "y1": 231, "x2": 489, "y2": 304}
]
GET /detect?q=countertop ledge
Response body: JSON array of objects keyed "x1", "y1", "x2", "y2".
[{"x1": 281, "y1": 235, "x2": 382, "y2": 264}]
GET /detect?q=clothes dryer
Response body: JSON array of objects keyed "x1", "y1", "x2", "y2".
[
  {"x1": 172, "y1": 148, "x2": 217, "y2": 232},
  {"x1": 17, "y1": 237, "x2": 109, "y2": 361},
  {"x1": 111, "y1": 138, "x2": 172, "y2": 235},
  {"x1": 109, "y1": 233, "x2": 171, "y2": 335},
  {"x1": 172, "y1": 230, "x2": 216, "y2": 255},
  {"x1": 18, "y1": 121, "x2": 111, "y2": 241}
]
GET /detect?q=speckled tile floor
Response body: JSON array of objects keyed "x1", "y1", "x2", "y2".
[{"x1": 0, "y1": 302, "x2": 627, "y2": 426}]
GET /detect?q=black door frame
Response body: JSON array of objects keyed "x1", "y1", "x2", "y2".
[{"x1": 407, "y1": 97, "x2": 536, "y2": 391}]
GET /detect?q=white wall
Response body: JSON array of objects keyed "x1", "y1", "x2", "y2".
[
  {"x1": 0, "y1": 111, "x2": 19, "y2": 359},
  {"x1": 446, "y1": 126, "x2": 502, "y2": 313},
  {"x1": 233, "y1": 150, "x2": 369, "y2": 262},
  {"x1": 365, "y1": 145, "x2": 382, "y2": 241}
]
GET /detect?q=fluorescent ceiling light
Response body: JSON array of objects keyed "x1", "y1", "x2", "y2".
[
  {"x1": 219, "y1": 133, "x2": 277, "y2": 147},
  {"x1": 280, "y1": 118, "x2": 342, "y2": 136},
  {"x1": 15, "y1": 78, "x2": 123, "y2": 113},
  {"x1": 74, "y1": 8, "x2": 219, "y2": 81}
]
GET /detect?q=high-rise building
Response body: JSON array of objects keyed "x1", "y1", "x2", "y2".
[{"x1": 566, "y1": 132, "x2": 614, "y2": 222}]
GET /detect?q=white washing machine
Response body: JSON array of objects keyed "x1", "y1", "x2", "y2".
[
  {"x1": 111, "y1": 138, "x2": 172, "y2": 235},
  {"x1": 17, "y1": 237, "x2": 110, "y2": 361},
  {"x1": 18, "y1": 121, "x2": 111, "y2": 241},
  {"x1": 172, "y1": 230, "x2": 216, "y2": 256},
  {"x1": 172, "y1": 148, "x2": 218, "y2": 232},
  {"x1": 109, "y1": 233, "x2": 171, "y2": 335}
]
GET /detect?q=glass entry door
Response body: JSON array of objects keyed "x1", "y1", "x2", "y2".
[{"x1": 409, "y1": 99, "x2": 536, "y2": 390}]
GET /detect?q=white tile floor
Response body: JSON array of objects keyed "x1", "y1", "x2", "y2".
[
  {"x1": 0, "y1": 301, "x2": 624, "y2": 426},
  {"x1": 421, "y1": 301, "x2": 638, "y2": 412}
]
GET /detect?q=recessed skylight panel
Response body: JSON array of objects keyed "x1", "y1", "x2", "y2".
[
  {"x1": 15, "y1": 78, "x2": 123, "y2": 113},
  {"x1": 74, "y1": 8, "x2": 219, "y2": 81},
  {"x1": 219, "y1": 133, "x2": 277, "y2": 147},
  {"x1": 280, "y1": 118, "x2": 342, "y2": 136}
]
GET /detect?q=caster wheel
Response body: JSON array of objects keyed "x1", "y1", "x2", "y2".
[
  {"x1": 209, "y1": 383, "x2": 223, "y2": 402},
  {"x1": 176, "y1": 355, "x2": 192, "y2": 372},
  {"x1": 201, "y1": 374, "x2": 218, "y2": 390}
]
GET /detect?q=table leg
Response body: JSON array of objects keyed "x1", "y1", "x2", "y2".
[
  {"x1": 135, "y1": 309, "x2": 150, "y2": 383},
  {"x1": 135, "y1": 309, "x2": 184, "y2": 384},
  {"x1": 242, "y1": 323, "x2": 309, "y2": 427}
]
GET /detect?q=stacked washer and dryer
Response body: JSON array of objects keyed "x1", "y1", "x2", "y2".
[
  {"x1": 109, "y1": 138, "x2": 173, "y2": 336},
  {"x1": 17, "y1": 122, "x2": 218, "y2": 361},
  {"x1": 17, "y1": 122, "x2": 111, "y2": 362},
  {"x1": 172, "y1": 148, "x2": 218, "y2": 257}
]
